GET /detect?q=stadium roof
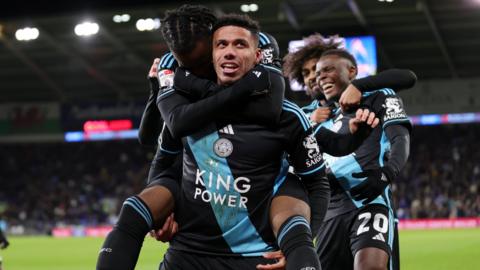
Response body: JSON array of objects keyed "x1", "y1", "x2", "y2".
[{"x1": 0, "y1": 0, "x2": 479, "y2": 102}]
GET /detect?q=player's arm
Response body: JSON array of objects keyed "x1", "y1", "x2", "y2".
[
  {"x1": 351, "y1": 92, "x2": 411, "y2": 203},
  {"x1": 0, "y1": 227, "x2": 9, "y2": 249},
  {"x1": 147, "y1": 124, "x2": 183, "y2": 184},
  {"x1": 283, "y1": 101, "x2": 330, "y2": 236},
  {"x1": 138, "y1": 54, "x2": 178, "y2": 145},
  {"x1": 158, "y1": 65, "x2": 271, "y2": 138},
  {"x1": 340, "y1": 69, "x2": 417, "y2": 111},
  {"x1": 313, "y1": 108, "x2": 379, "y2": 156},
  {"x1": 175, "y1": 64, "x2": 284, "y2": 126}
]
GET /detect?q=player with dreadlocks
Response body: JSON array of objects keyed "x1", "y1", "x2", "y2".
[
  {"x1": 97, "y1": 5, "x2": 297, "y2": 270},
  {"x1": 96, "y1": 5, "x2": 219, "y2": 270}
]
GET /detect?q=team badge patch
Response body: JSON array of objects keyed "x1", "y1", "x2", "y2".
[
  {"x1": 158, "y1": 69, "x2": 174, "y2": 88},
  {"x1": 214, "y1": 138, "x2": 233, "y2": 158}
]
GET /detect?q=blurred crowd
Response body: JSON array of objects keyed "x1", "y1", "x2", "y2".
[
  {"x1": 393, "y1": 124, "x2": 480, "y2": 219},
  {"x1": 0, "y1": 140, "x2": 154, "y2": 234},
  {"x1": 0, "y1": 124, "x2": 479, "y2": 234}
]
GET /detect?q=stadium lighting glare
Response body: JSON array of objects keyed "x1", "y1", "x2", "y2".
[
  {"x1": 15, "y1": 27, "x2": 39, "y2": 41},
  {"x1": 136, "y1": 18, "x2": 160, "y2": 31},
  {"x1": 113, "y1": 14, "x2": 130, "y2": 23},
  {"x1": 249, "y1": 4, "x2": 259, "y2": 12},
  {"x1": 121, "y1": 14, "x2": 131, "y2": 22},
  {"x1": 113, "y1": 15, "x2": 122, "y2": 23},
  {"x1": 74, "y1": 22, "x2": 99, "y2": 37},
  {"x1": 386, "y1": 0, "x2": 394, "y2": 2},
  {"x1": 240, "y1": 3, "x2": 259, "y2": 12}
]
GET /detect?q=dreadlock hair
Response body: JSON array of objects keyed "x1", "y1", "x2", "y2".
[
  {"x1": 212, "y1": 13, "x2": 260, "y2": 47},
  {"x1": 283, "y1": 33, "x2": 341, "y2": 86},
  {"x1": 160, "y1": 4, "x2": 217, "y2": 54},
  {"x1": 321, "y1": 48, "x2": 358, "y2": 70}
]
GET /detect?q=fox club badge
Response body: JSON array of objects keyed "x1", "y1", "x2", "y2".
[{"x1": 214, "y1": 138, "x2": 233, "y2": 158}]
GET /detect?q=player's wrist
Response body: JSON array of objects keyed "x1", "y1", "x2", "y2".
[{"x1": 380, "y1": 166, "x2": 394, "y2": 183}]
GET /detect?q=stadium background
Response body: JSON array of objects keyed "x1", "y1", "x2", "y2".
[{"x1": 0, "y1": 0, "x2": 479, "y2": 269}]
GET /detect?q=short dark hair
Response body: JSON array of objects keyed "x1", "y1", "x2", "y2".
[
  {"x1": 212, "y1": 13, "x2": 260, "y2": 46},
  {"x1": 321, "y1": 49, "x2": 358, "y2": 69},
  {"x1": 283, "y1": 34, "x2": 341, "y2": 86},
  {"x1": 160, "y1": 4, "x2": 217, "y2": 54}
]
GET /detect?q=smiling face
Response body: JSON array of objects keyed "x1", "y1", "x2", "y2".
[
  {"x1": 315, "y1": 54, "x2": 357, "y2": 100},
  {"x1": 301, "y1": 57, "x2": 321, "y2": 98},
  {"x1": 212, "y1": 25, "x2": 261, "y2": 86}
]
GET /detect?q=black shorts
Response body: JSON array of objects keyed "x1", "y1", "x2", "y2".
[
  {"x1": 273, "y1": 172, "x2": 309, "y2": 204},
  {"x1": 160, "y1": 249, "x2": 277, "y2": 270},
  {"x1": 316, "y1": 204, "x2": 398, "y2": 270}
]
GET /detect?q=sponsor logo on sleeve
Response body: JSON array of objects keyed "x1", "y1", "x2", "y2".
[
  {"x1": 158, "y1": 69, "x2": 174, "y2": 88},
  {"x1": 303, "y1": 134, "x2": 323, "y2": 167},
  {"x1": 383, "y1": 97, "x2": 407, "y2": 121}
]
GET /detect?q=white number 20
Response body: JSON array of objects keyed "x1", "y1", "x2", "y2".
[{"x1": 357, "y1": 212, "x2": 388, "y2": 235}]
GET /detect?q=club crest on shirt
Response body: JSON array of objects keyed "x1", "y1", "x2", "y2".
[
  {"x1": 383, "y1": 97, "x2": 407, "y2": 121},
  {"x1": 214, "y1": 138, "x2": 233, "y2": 158}
]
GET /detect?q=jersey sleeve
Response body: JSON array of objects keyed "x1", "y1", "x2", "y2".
[
  {"x1": 371, "y1": 89, "x2": 412, "y2": 131},
  {"x1": 158, "y1": 123, "x2": 183, "y2": 155},
  {"x1": 282, "y1": 100, "x2": 325, "y2": 176}
]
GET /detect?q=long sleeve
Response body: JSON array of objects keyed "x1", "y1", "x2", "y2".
[
  {"x1": 314, "y1": 126, "x2": 370, "y2": 157},
  {"x1": 158, "y1": 65, "x2": 276, "y2": 138},
  {"x1": 351, "y1": 69, "x2": 417, "y2": 93},
  {"x1": 138, "y1": 77, "x2": 164, "y2": 146},
  {"x1": 383, "y1": 124, "x2": 410, "y2": 180}
]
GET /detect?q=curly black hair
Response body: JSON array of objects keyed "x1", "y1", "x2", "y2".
[
  {"x1": 160, "y1": 4, "x2": 217, "y2": 54},
  {"x1": 283, "y1": 33, "x2": 341, "y2": 86}
]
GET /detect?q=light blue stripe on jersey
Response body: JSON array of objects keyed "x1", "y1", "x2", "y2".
[
  {"x1": 159, "y1": 145, "x2": 181, "y2": 155},
  {"x1": 282, "y1": 100, "x2": 311, "y2": 131},
  {"x1": 378, "y1": 131, "x2": 391, "y2": 167},
  {"x1": 187, "y1": 131, "x2": 273, "y2": 256},
  {"x1": 383, "y1": 118, "x2": 411, "y2": 129},
  {"x1": 158, "y1": 88, "x2": 174, "y2": 99},
  {"x1": 277, "y1": 216, "x2": 310, "y2": 245},
  {"x1": 159, "y1": 53, "x2": 173, "y2": 68},
  {"x1": 259, "y1": 32, "x2": 270, "y2": 46},
  {"x1": 124, "y1": 197, "x2": 153, "y2": 228},
  {"x1": 272, "y1": 158, "x2": 289, "y2": 195},
  {"x1": 301, "y1": 100, "x2": 320, "y2": 113},
  {"x1": 296, "y1": 163, "x2": 325, "y2": 176},
  {"x1": 362, "y1": 88, "x2": 394, "y2": 98},
  {"x1": 261, "y1": 64, "x2": 282, "y2": 75}
]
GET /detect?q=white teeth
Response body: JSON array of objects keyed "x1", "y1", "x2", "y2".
[
  {"x1": 222, "y1": 63, "x2": 237, "y2": 68},
  {"x1": 322, "y1": 83, "x2": 334, "y2": 90}
]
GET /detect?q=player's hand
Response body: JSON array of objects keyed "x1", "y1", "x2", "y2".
[
  {"x1": 148, "y1": 58, "x2": 161, "y2": 78},
  {"x1": 310, "y1": 107, "x2": 331, "y2": 124},
  {"x1": 149, "y1": 213, "x2": 178, "y2": 243},
  {"x1": 348, "y1": 108, "x2": 379, "y2": 134},
  {"x1": 173, "y1": 67, "x2": 214, "y2": 100},
  {"x1": 340, "y1": 84, "x2": 362, "y2": 112},
  {"x1": 237, "y1": 65, "x2": 271, "y2": 96},
  {"x1": 0, "y1": 239, "x2": 9, "y2": 249},
  {"x1": 350, "y1": 167, "x2": 394, "y2": 204},
  {"x1": 256, "y1": 250, "x2": 285, "y2": 270}
]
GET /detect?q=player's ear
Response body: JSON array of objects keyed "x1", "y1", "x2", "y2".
[
  {"x1": 348, "y1": 65, "x2": 358, "y2": 80},
  {"x1": 255, "y1": 48, "x2": 262, "y2": 64}
]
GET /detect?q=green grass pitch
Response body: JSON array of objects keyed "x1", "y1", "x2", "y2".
[{"x1": 1, "y1": 228, "x2": 479, "y2": 270}]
